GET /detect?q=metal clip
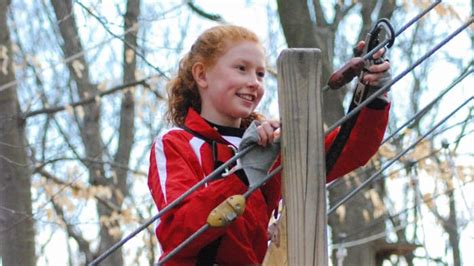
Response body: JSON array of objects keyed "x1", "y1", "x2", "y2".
[
  {"x1": 353, "y1": 80, "x2": 367, "y2": 105},
  {"x1": 222, "y1": 145, "x2": 242, "y2": 177}
]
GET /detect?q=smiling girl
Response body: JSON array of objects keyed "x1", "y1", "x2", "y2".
[{"x1": 148, "y1": 25, "x2": 391, "y2": 265}]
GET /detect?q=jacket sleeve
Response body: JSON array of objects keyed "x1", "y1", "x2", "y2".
[
  {"x1": 148, "y1": 133, "x2": 248, "y2": 260},
  {"x1": 325, "y1": 104, "x2": 390, "y2": 182}
]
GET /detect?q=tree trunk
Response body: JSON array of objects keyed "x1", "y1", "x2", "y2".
[
  {"x1": 277, "y1": 0, "x2": 344, "y2": 126},
  {"x1": 113, "y1": 0, "x2": 140, "y2": 204},
  {"x1": 50, "y1": 0, "x2": 120, "y2": 264},
  {"x1": 328, "y1": 173, "x2": 382, "y2": 266},
  {"x1": 446, "y1": 186, "x2": 461, "y2": 266},
  {"x1": 0, "y1": 1, "x2": 36, "y2": 265},
  {"x1": 50, "y1": 0, "x2": 141, "y2": 264}
]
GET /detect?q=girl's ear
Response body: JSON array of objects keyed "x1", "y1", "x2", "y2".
[{"x1": 192, "y1": 62, "x2": 207, "y2": 89}]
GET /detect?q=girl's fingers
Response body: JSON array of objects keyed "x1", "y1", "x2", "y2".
[
  {"x1": 257, "y1": 121, "x2": 281, "y2": 146},
  {"x1": 372, "y1": 48, "x2": 385, "y2": 59},
  {"x1": 268, "y1": 120, "x2": 281, "y2": 129},
  {"x1": 367, "y1": 61, "x2": 390, "y2": 73},
  {"x1": 363, "y1": 61, "x2": 390, "y2": 84},
  {"x1": 257, "y1": 124, "x2": 269, "y2": 146},
  {"x1": 354, "y1": 41, "x2": 365, "y2": 56},
  {"x1": 273, "y1": 128, "x2": 281, "y2": 140},
  {"x1": 363, "y1": 71, "x2": 391, "y2": 85}
]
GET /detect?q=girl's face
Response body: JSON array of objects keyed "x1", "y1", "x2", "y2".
[{"x1": 196, "y1": 41, "x2": 266, "y2": 127}]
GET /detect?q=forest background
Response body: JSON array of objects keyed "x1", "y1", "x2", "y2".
[{"x1": 0, "y1": 0, "x2": 472, "y2": 265}]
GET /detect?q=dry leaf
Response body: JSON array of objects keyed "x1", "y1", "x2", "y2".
[
  {"x1": 378, "y1": 143, "x2": 397, "y2": 158},
  {"x1": 0, "y1": 45, "x2": 9, "y2": 75},
  {"x1": 362, "y1": 209, "x2": 370, "y2": 222},
  {"x1": 411, "y1": 139, "x2": 431, "y2": 161},
  {"x1": 98, "y1": 79, "x2": 109, "y2": 91},
  {"x1": 94, "y1": 185, "x2": 112, "y2": 199},
  {"x1": 100, "y1": 215, "x2": 110, "y2": 227},
  {"x1": 114, "y1": 189, "x2": 124, "y2": 204},
  {"x1": 46, "y1": 208, "x2": 55, "y2": 220},
  {"x1": 125, "y1": 49, "x2": 134, "y2": 64},
  {"x1": 423, "y1": 193, "x2": 434, "y2": 209},
  {"x1": 134, "y1": 69, "x2": 144, "y2": 80},
  {"x1": 368, "y1": 189, "x2": 385, "y2": 219},
  {"x1": 65, "y1": 104, "x2": 74, "y2": 116},
  {"x1": 75, "y1": 105, "x2": 84, "y2": 119},
  {"x1": 121, "y1": 208, "x2": 135, "y2": 224},
  {"x1": 108, "y1": 226, "x2": 122, "y2": 239},
  {"x1": 71, "y1": 60, "x2": 85, "y2": 79},
  {"x1": 336, "y1": 205, "x2": 346, "y2": 224}
]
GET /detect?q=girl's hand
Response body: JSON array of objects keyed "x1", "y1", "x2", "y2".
[
  {"x1": 355, "y1": 41, "x2": 391, "y2": 87},
  {"x1": 363, "y1": 58, "x2": 391, "y2": 86},
  {"x1": 257, "y1": 120, "x2": 281, "y2": 147}
]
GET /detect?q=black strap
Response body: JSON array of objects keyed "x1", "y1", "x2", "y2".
[
  {"x1": 196, "y1": 237, "x2": 222, "y2": 266},
  {"x1": 181, "y1": 125, "x2": 219, "y2": 145},
  {"x1": 180, "y1": 126, "x2": 230, "y2": 265},
  {"x1": 325, "y1": 98, "x2": 361, "y2": 174},
  {"x1": 181, "y1": 125, "x2": 249, "y2": 185}
]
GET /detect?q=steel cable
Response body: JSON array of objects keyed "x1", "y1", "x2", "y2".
[
  {"x1": 381, "y1": 67, "x2": 473, "y2": 145},
  {"x1": 326, "y1": 66, "x2": 472, "y2": 191},
  {"x1": 91, "y1": 13, "x2": 472, "y2": 266},
  {"x1": 328, "y1": 96, "x2": 473, "y2": 215},
  {"x1": 157, "y1": 165, "x2": 283, "y2": 265},
  {"x1": 321, "y1": 0, "x2": 442, "y2": 92},
  {"x1": 325, "y1": 18, "x2": 473, "y2": 136},
  {"x1": 156, "y1": 20, "x2": 474, "y2": 261},
  {"x1": 88, "y1": 144, "x2": 256, "y2": 265},
  {"x1": 160, "y1": 99, "x2": 472, "y2": 263},
  {"x1": 336, "y1": 177, "x2": 474, "y2": 245}
]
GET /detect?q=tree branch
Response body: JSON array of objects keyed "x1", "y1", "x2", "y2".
[
  {"x1": 74, "y1": 0, "x2": 169, "y2": 79},
  {"x1": 23, "y1": 78, "x2": 151, "y2": 118},
  {"x1": 50, "y1": 198, "x2": 93, "y2": 262},
  {"x1": 312, "y1": 0, "x2": 327, "y2": 27},
  {"x1": 333, "y1": 2, "x2": 357, "y2": 30},
  {"x1": 35, "y1": 156, "x2": 147, "y2": 177},
  {"x1": 187, "y1": 1, "x2": 223, "y2": 22},
  {"x1": 36, "y1": 168, "x2": 121, "y2": 212}
]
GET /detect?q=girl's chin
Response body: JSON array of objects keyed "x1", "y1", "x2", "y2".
[{"x1": 235, "y1": 108, "x2": 255, "y2": 117}]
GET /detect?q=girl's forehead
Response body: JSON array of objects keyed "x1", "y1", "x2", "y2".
[
  {"x1": 221, "y1": 41, "x2": 265, "y2": 62},
  {"x1": 224, "y1": 40, "x2": 264, "y2": 52}
]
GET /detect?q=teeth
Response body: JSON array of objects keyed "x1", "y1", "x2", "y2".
[{"x1": 237, "y1": 93, "x2": 254, "y2": 101}]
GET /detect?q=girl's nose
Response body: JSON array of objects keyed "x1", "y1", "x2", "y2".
[{"x1": 246, "y1": 74, "x2": 261, "y2": 89}]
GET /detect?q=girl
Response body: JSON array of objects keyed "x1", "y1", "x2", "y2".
[{"x1": 148, "y1": 25, "x2": 390, "y2": 265}]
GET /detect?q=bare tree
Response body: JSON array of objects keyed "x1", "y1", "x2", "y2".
[
  {"x1": 48, "y1": 0, "x2": 140, "y2": 264},
  {"x1": 0, "y1": 1, "x2": 36, "y2": 265}
]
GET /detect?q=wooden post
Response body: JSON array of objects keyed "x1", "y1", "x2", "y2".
[{"x1": 274, "y1": 48, "x2": 327, "y2": 265}]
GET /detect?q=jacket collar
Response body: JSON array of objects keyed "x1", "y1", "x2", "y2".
[{"x1": 184, "y1": 108, "x2": 229, "y2": 144}]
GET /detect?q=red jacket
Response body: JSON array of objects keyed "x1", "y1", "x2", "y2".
[{"x1": 148, "y1": 106, "x2": 389, "y2": 265}]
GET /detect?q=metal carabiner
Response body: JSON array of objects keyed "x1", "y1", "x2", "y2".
[
  {"x1": 327, "y1": 18, "x2": 395, "y2": 91},
  {"x1": 363, "y1": 18, "x2": 395, "y2": 57},
  {"x1": 221, "y1": 145, "x2": 242, "y2": 177},
  {"x1": 353, "y1": 18, "x2": 395, "y2": 105}
]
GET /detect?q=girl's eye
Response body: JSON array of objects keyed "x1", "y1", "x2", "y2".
[
  {"x1": 257, "y1": 71, "x2": 265, "y2": 78},
  {"x1": 237, "y1": 65, "x2": 246, "y2": 71}
]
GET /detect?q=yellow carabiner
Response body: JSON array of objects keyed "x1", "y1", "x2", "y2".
[{"x1": 207, "y1": 195, "x2": 246, "y2": 227}]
